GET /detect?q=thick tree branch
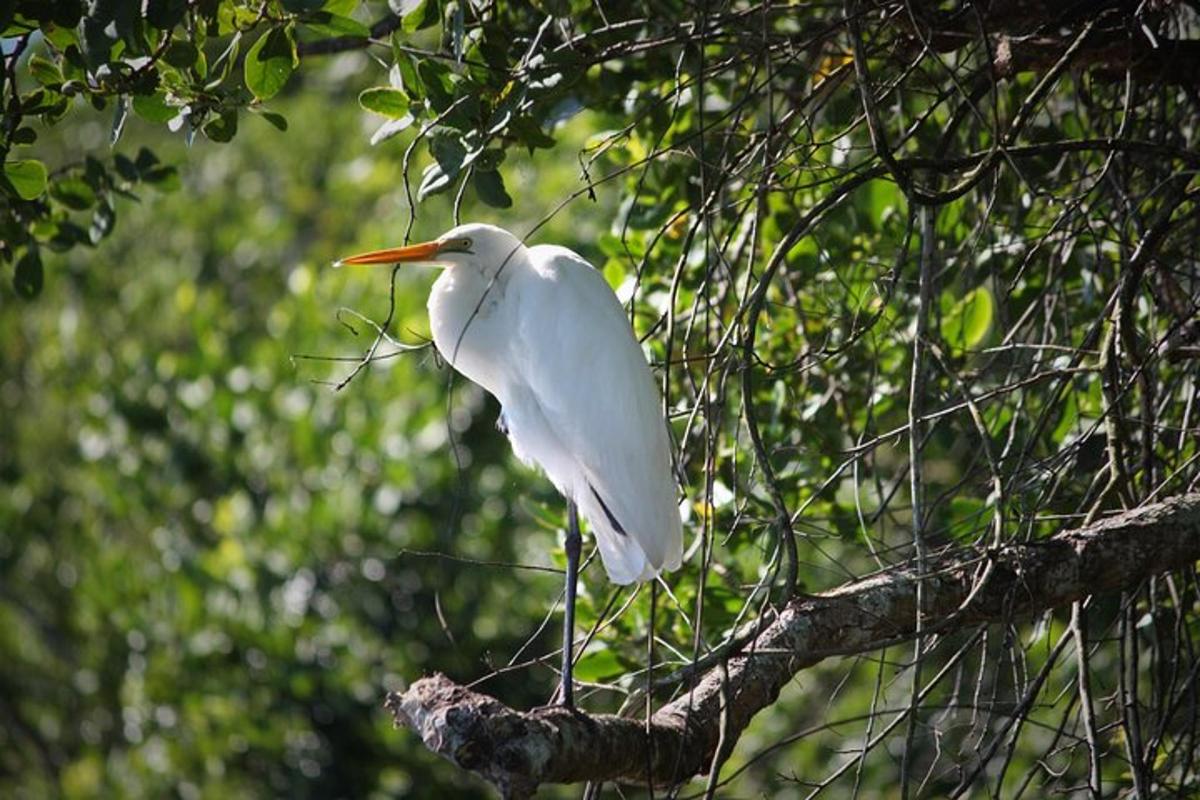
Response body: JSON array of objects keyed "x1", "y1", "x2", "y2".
[{"x1": 386, "y1": 492, "x2": 1200, "y2": 797}]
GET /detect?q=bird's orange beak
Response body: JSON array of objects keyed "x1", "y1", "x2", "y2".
[{"x1": 334, "y1": 239, "x2": 442, "y2": 267}]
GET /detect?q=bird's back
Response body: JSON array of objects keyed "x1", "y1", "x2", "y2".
[{"x1": 501, "y1": 244, "x2": 683, "y2": 584}]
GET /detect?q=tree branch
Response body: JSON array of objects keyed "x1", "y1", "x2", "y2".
[{"x1": 385, "y1": 492, "x2": 1200, "y2": 797}]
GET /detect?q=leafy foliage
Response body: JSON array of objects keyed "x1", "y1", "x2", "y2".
[{"x1": 4, "y1": 1, "x2": 1200, "y2": 798}]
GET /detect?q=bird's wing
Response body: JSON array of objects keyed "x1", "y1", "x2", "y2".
[{"x1": 511, "y1": 245, "x2": 682, "y2": 584}]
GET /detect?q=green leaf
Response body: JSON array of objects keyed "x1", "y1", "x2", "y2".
[
  {"x1": 80, "y1": 15, "x2": 116, "y2": 69},
  {"x1": 941, "y1": 286, "x2": 994, "y2": 350},
  {"x1": 480, "y1": 146, "x2": 506, "y2": 168},
  {"x1": 135, "y1": 146, "x2": 159, "y2": 170},
  {"x1": 42, "y1": 23, "x2": 80, "y2": 52},
  {"x1": 509, "y1": 115, "x2": 555, "y2": 150},
  {"x1": 89, "y1": 201, "x2": 116, "y2": 243},
  {"x1": 203, "y1": 110, "x2": 238, "y2": 143},
  {"x1": 389, "y1": 47, "x2": 422, "y2": 99},
  {"x1": 864, "y1": 178, "x2": 903, "y2": 229},
  {"x1": 215, "y1": 4, "x2": 258, "y2": 34},
  {"x1": 256, "y1": 110, "x2": 289, "y2": 131},
  {"x1": 602, "y1": 259, "x2": 624, "y2": 289},
  {"x1": 244, "y1": 26, "x2": 297, "y2": 101},
  {"x1": 144, "y1": 165, "x2": 180, "y2": 192},
  {"x1": 162, "y1": 39, "x2": 199, "y2": 69},
  {"x1": 395, "y1": 0, "x2": 438, "y2": 33},
  {"x1": 13, "y1": 248, "x2": 43, "y2": 299},
  {"x1": 357, "y1": 87, "x2": 409, "y2": 118},
  {"x1": 113, "y1": 153, "x2": 139, "y2": 182},
  {"x1": 417, "y1": 59, "x2": 453, "y2": 111},
  {"x1": 114, "y1": 2, "x2": 149, "y2": 56},
  {"x1": 145, "y1": 0, "x2": 187, "y2": 29},
  {"x1": 323, "y1": 0, "x2": 360, "y2": 13},
  {"x1": 417, "y1": 162, "x2": 451, "y2": 201},
  {"x1": 573, "y1": 647, "x2": 624, "y2": 682},
  {"x1": 50, "y1": 177, "x2": 97, "y2": 210},
  {"x1": 132, "y1": 92, "x2": 179, "y2": 123},
  {"x1": 110, "y1": 95, "x2": 129, "y2": 145},
  {"x1": 302, "y1": 12, "x2": 371, "y2": 38},
  {"x1": 428, "y1": 129, "x2": 466, "y2": 173},
  {"x1": 29, "y1": 55, "x2": 63, "y2": 86},
  {"x1": 472, "y1": 169, "x2": 511, "y2": 208},
  {"x1": 4, "y1": 159, "x2": 48, "y2": 200},
  {"x1": 369, "y1": 114, "x2": 414, "y2": 145}
]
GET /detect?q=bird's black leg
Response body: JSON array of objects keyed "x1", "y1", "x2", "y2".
[{"x1": 562, "y1": 500, "x2": 581, "y2": 709}]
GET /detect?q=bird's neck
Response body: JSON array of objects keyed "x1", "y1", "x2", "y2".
[{"x1": 427, "y1": 262, "x2": 519, "y2": 395}]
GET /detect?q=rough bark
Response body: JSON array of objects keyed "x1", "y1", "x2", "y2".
[{"x1": 385, "y1": 492, "x2": 1200, "y2": 797}]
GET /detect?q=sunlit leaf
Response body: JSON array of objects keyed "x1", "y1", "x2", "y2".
[
  {"x1": 4, "y1": 159, "x2": 48, "y2": 199},
  {"x1": 941, "y1": 286, "x2": 994, "y2": 350},
  {"x1": 29, "y1": 55, "x2": 62, "y2": 87},
  {"x1": 369, "y1": 113, "x2": 414, "y2": 145},
  {"x1": 245, "y1": 26, "x2": 297, "y2": 101},
  {"x1": 358, "y1": 87, "x2": 410, "y2": 118}
]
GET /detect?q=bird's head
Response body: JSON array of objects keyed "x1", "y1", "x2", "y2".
[{"x1": 335, "y1": 223, "x2": 526, "y2": 280}]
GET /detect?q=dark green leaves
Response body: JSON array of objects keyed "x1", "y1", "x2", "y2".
[
  {"x1": 49, "y1": 177, "x2": 97, "y2": 210},
  {"x1": 255, "y1": 110, "x2": 289, "y2": 132},
  {"x1": 245, "y1": 26, "x2": 298, "y2": 101},
  {"x1": 13, "y1": 248, "x2": 43, "y2": 298},
  {"x1": 203, "y1": 109, "x2": 238, "y2": 143},
  {"x1": 162, "y1": 39, "x2": 200, "y2": 70},
  {"x1": 89, "y1": 200, "x2": 116, "y2": 243},
  {"x1": 429, "y1": 129, "x2": 467, "y2": 170},
  {"x1": 473, "y1": 169, "x2": 511, "y2": 208},
  {"x1": 940, "y1": 286, "x2": 995, "y2": 351},
  {"x1": 417, "y1": 60, "x2": 454, "y2": 112},
  {"x1": 510, "y1": 116, "x2": 556, "y2": 150},
  {"x1": 145, "y1": 0, "x2": 187, "y2": 29}
]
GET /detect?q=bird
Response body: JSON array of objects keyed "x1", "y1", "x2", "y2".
[{"x1": 335, "y1": 222, "x2": 683, "y2": 707}]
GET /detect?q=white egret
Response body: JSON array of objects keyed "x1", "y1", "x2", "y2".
[{"x1": 336, "y1": 223, "x2": 683, "y2": 707}]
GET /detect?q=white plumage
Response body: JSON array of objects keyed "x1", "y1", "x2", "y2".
[
  {"x1": 339, "y1": 222, "x2": 683, "y2": 584},
  {"x1": 426, "y1": 226, "x2": 682, "y2": 584}
]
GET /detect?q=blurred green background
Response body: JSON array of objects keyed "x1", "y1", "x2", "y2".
[{"x1": 0, "y1": 51, "x2": 623, "y2": 798}]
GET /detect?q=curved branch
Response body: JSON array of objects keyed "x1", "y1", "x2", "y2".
[{"x1": 386, "y1": 492, "x2": 1200, "y2": 797}]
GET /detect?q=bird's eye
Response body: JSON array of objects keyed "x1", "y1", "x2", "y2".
[{"x1": 459, "y1": 237, "x2": 473, "y2": 251}]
